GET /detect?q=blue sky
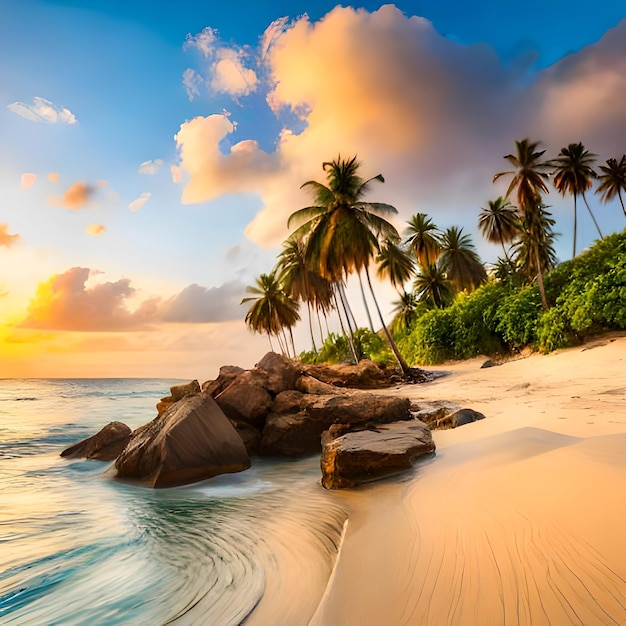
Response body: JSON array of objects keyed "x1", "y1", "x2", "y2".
[{"x1": 1, "y1": 1, "x2": 625, "y2": 377}]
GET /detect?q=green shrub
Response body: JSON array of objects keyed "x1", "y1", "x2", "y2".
[{"x1": 495, "y1": 285, "x2": 543, "y2": 350}]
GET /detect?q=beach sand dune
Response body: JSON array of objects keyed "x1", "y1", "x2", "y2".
[{"x1": 307, "y1": 336, "x2": 626, "y2": 625}]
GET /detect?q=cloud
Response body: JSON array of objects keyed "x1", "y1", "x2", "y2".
[
  {"x1": 138, "y1": 159, "x2": 164, "y2": 175},
  {"x1": 0, "y1": 224, "x2": 20, "y2": 247},
  {"x1": 20, "y1": 267, "x2": 160, "y2": 332},
  {"x1": 175, "y1": 7, "x2": 626, "y2": 249},
  {"x1": 183, "y1": 26, "x2": 258, "y2": 98},
  {"x1": 7, "y1": 96, "x2": 77, "y2": 124},
  {"x1": 129, "y1": 192, "x2": 152, "y2": 212},
  {"x1": 48, "y1": 172, "x2": 59, "y2": 182},
  {"x1": 175, "y1": 114, "x2": 280, "y2": 204},
  {"x1": 159, "y1": 281, "x2": 247, "y2": 323},
  {"x1": 20, "y1": 173, "x2": 36, "y2": 190},
  {"x1": 183, "y1": 68, "x2": 204, "y2": 100},
  {"x1": 47, "y1": 181, "x2": 94, "y2": 210},
  {"x1": 85, "y1": 224, "x2": 106, "y2": 236}
]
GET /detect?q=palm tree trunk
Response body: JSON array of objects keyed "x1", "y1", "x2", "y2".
[
  {"x1": 582, "y1": 192, "x2": 604, "y2": 240},
  {"x1": 333, "y1": 290, "x2": 358, "y2": 364},
  {"x1": 573, "y1": 194, "x2": 578, "y2": 258},
  {"x1": 288, "y1": 326, "x2": 297, "y2": 358},
  {"x1": 339, "y1": 282, "x2": 358, "y2": 332},
  {"x1": 306, "y1": 300, "x2": 317, "y2": 353},
  {"x1": 618, "y1": 189, "x2": 626, "y2": 218},
  {"x1": 267, "y1": 333, "x2": 275, "y2": 353},
  {"x1": 535, "y1": 249, "x2": 548, "y2": 310},
  {"x1": 364, "y1": 267, "x2": 412, "y2": 375},
  {"x1": 357, "y1": 272, "x2": 375, "y2": 332}
]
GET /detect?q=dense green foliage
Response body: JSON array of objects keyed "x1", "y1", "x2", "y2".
[
  {"x1": 396, "y1": 230, "x2": 625, "y2": 364},
  {"x1": 300, "y1": 328, "x2": 394, "y2": 366}
]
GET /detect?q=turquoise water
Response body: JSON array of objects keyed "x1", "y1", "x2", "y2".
[{"x1": 0, "y1": 379, "x2": 345, "y2": 625}]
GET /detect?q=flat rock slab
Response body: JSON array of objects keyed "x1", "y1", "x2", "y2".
[{"x1": 321, "y1": 420, "x2": 435, "y2": 489}]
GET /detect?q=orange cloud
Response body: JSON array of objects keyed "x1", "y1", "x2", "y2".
[
  {"x1": 20, "y1": 173, "x2": 36, "y2": 190},
  {"x1": 48, "y1": 172, "x2": 60, "y2": 182},
  {"x1": 0, "y1": 224, "x2": 20, "y2": 247},
  {"x1": 20, "y1": 267, "x2": 159, "y2": 331},
  {"x1": 85, "y1": 224, "x2": 106, "y2": 236},
  {"x1": 47, "y1": 181, "x2": 94, "y2": 210}
]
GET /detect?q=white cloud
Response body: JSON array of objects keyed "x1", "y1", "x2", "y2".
[
  {"x1": 7, "y1": 97, "x2": 77, "y2": 124},
  {"x1": 183, "y1": 68, "x2": 204, "y2": 100},
  {"x1": 129, "y1": 192, "x2": 152, "y2": 212},
  {"x1": 138, "y1": 159, "x2": 164, "y2": 175}
]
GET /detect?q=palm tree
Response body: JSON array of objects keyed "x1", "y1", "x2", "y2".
[
  {"x1": 390, "y1": 290, "x2": 422, "y2": 335},
  {"x1": 439, "y1": 226, "x2": 487, "y2": 293},
  {"x1": 242, "y1": 271, "x2": 300, "y2": 356},
  {"x1": 512, "y1": 204, "x2": 558, "y2": 284},
  {"x1": 275, "y1": 236, "x2": 320, "y2": 352},
  {"x1": 403, "y1": 213, "x2": 442, "y2": 267},
  {"x1": 478, "y1": 196, "x2": 520, "y2": 261},
  {"x1": 596, "y1": 155, "x2": 626, "y2": 218},
  {"x1": 413, "y1": 262, "x2": 454, "y2": 309},
  {"x1": 551, "y1": 142, "x2": 602, "y2": 257},
  {"x1": 288, "y1": 156, "x2": 412, "y2": 375},
  {"x1": 493, "y1": 138, "x2": 553, "y2": 308},
  {"x1": 376, "y1": 238, "x2": 416, "y2": 294}
]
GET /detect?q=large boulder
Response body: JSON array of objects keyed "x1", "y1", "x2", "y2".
[
  {"x1": 202, "y1": 365, "x2": 245, "y2": 398},
  {"x1": 255, "y1": 352, "x2": 301, "y2": 394},
  {"x1": 61, "y1": 421, "x2": 131, "y2": 461},
  {"x1": 115, "y1": 394, "x2": 250, "y2": 488},
  {"x1": 260, "y1": 391, "x2": 411, "y2": 456},
  {"x1": 320, "y1": 420, "x2": 436, "y2": 489},
  {"x1": 214, "y1": 370, "x2": 273, "y2": 427}
]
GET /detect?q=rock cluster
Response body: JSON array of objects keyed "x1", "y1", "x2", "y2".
[{"x1": 60, "y1": 353, "x2": 485, "y2": 490}]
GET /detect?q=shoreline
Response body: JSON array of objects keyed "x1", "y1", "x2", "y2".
[{"x1": 258, "y1": 336, "x2": 626, "y2": 624}]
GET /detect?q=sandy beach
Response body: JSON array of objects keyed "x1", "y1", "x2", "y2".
[{"x1": 299, "y1": 335, "x2": 626, "y2": 625}]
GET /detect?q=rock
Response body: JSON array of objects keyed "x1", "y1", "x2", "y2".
[
  {"x1": 410, "y1": 400, "x2": 459, "y2": 427},
  {"x1": 294, "y1": 374, "x2": 345, "y2": 395},
  {"x1": 481, "y1": 359, "x2": 497, "y2": 369},
  {"x1": 228, "y1": 420, "x2": 262, "y2": 456},
  {"x1": 320, "y1": 419, "x2": 435, "y2": 489},
  {"x1": 202, "y1": 365, "x2": 245, "y2": 398},
  {"x1": 61, "y1": 421, "x2": 132, "y2": 461},
  {"x1": 434, "y1": 408, "x2": 486, "y2": 430},
  {"x1": 302, "y1": 359, "x2": 399, "y2": 389},
  {"x1": 255, "y1": 352, "x2": 301, "y2": 394},
  {"x1": 115, "y1": 394, "x2": 250, "y2": 488},
  {"x1": 214, "y1": 370, "x2": 273, "y2": 427},
  {"x1": 157, "y1": 380, "x2": 201, "y2": 416},
  {"x1": 260, "y1": 391, "x2": 411, "y2": 456}
]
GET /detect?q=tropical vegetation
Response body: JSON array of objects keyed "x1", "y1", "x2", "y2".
[{"x1": 242, "y1": 143, "x2": 626, "y2": 372}]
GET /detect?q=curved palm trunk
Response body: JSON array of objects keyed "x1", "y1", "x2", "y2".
[
  {"x1": 333, "y1": 290, "x2": 358, "y2": 364},
  {"x1": 364, "y1": 266, "x2": 412, "y2": 376},
  {"x1": 357, "y1": 272, "x2": 375, "y2": 332},
  {"x1": 618, "y1": 189, "x2": 626, "y2": 218},
  {"x1": 497, "y1": 224, "x2": 511, "y2": 263},
  {"x1": 288, "y1": 326, "x2": 297, "y2": 358},
  {"x1": 581, "y1": 192, "x2": 604, "y2": 240},
  {"x1": 267, "y1": 333, "x2": 275, "y2": 352},
  {"x1": 339, "y1": 282, "x2": 358, "y2": 332}
]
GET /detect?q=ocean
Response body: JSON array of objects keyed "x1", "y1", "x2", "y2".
[{"x1": 0, "y1": 378, "x2": 347, "y2": 625}]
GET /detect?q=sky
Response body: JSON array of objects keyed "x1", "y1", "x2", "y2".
[{"x1": 1, "y1": 0, "x2": 625, "y2": 379}]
